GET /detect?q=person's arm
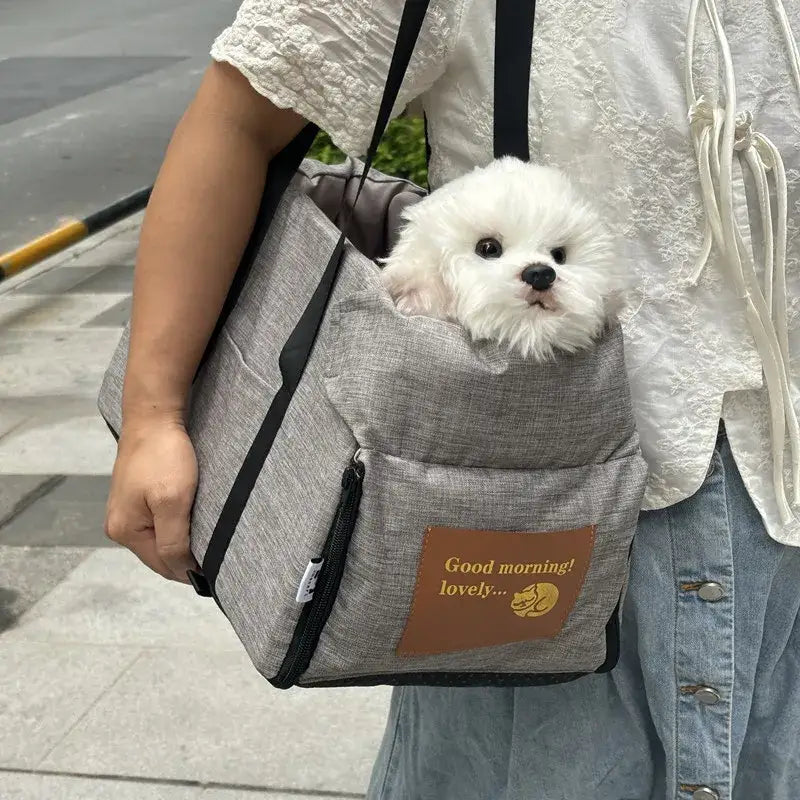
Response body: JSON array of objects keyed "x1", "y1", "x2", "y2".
[
  {"x1": 107, "y1": 0, "x2": 458, "y2": 583},
  {"x1": 125, "y1": 61, "x2": 305, "y2": 426},
  {"x1": 105, "y1": 61, "x2": 306, "y2": 582}
]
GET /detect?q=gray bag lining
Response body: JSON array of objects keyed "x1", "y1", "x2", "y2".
[{"x1": 296, "y1": 160, "x2": 425, "y2": 261}]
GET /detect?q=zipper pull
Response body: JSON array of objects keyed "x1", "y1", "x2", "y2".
[
  {"x1": 342, "y1": 453, "x2": 365, "y2": 490},
  {"x1": 295, "y1": 558, "x2": 324, "y2": 603}
]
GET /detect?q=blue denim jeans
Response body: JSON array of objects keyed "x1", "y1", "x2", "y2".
[{"x1": 367, "y1": 423, "x2": 800, "y2": 799}]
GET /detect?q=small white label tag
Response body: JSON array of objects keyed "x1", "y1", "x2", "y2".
[{"x1": 295, "y1": 558, "x2": 324, "y2": 603}]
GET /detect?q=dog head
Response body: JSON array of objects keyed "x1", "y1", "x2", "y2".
[{"x1": 381, "y1": 158, "x2": 630, "y2": 361}]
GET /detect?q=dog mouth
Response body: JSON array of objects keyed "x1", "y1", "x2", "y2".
[{"x1": 525, "y1": 291, "x2": 557, "y2": 311}]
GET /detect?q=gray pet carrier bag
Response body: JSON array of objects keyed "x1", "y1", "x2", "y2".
[{"x1": 98, "y1": 0, "x2": 648, "y2": 689}]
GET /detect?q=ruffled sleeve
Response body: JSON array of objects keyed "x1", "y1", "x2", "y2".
[{"x1": 211, "y1": 0, "x2": 463, "y2": 156}]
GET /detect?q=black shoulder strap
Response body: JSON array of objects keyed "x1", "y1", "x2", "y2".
[
  {"x1": 196, "y1": 0, "x2": 431, "y2": 594},
  {"x1": 493, "y1": 0, "x2": 536, "y2": 160},
  {"x1": 196, "y1": 123, "x2": 319, "y2": 378}
]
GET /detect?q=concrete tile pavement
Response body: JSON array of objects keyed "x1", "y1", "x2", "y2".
[
  {"x1": 0, "y1": 546, "x2": 89, "y2": 632},
  {"x1": 0, "y1": 220, "x2": 390, "y2": 799},
  {"x1": 0, "y1": 476, "x2": 112, "y2": 547},
  {"x1": 1, "y1": 773, "x2": 340, "y2": 800}
]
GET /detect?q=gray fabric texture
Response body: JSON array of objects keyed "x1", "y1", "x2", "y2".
[{"x1": 98, "y1": 158, "x2": 649, "y2": 686}]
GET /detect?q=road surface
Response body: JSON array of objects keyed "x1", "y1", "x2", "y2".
[{"x1": 0, "y1": 0, "x2": 238, "y2": 252}]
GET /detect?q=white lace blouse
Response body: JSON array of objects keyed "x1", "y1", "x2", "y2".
[{"x1": 211, "y1": 0, "x2": 800, "y2": 547}]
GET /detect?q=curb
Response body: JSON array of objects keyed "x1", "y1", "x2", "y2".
[
  {"x1": 0, "y1": 186, "x2": 152, "y2": 282},
  {"x1": 0, "y1": 215, "x2": 142, "y2": 297}
]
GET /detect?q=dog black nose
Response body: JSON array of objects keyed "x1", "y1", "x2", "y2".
[{"x1": 521, "y1": 265, "x2": 556, "y2": 290}]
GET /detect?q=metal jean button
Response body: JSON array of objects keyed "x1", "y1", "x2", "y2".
[
  {"x1": 698, "y1": 582, "x2": 725, "y2": 602},
  {"x1": 692, "y1": 788, "x2": 719, "y2": 800},
  {"x1": 695, "y1": 686, "x2": 721, "y2": 705}
]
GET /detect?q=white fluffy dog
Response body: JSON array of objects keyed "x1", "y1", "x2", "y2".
[{"x1": 380, "y1": 157, "x2": 630, "y2": 361}]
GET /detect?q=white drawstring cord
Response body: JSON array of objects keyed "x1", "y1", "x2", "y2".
[
  {"x1": 756, "y1": 135, "x2": 790, "y2": 361},
  {"x1": 766, "y1": 1, "x2": 800, "y2": 503},
  {"x1": 750, "y1": 133, "x2": 800, "y2": 503},
  {"x1": 685, "y1": 99, "x2": 722, "y2": 285},
  {"x1": 685, "y1": 0, "x2": 800, "y2": 524},
  {"x1": 773, "y1": 0, "x2": 800, "y2": 96},
  {"x1": 741, "y1": 142, "x2": 773, "y2": 313}
]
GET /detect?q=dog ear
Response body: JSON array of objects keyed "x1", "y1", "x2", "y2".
[
  {"x1": 602, "y1": 289, "x2": 626, "y2": 322},
  {"x1": 381, "y1": 259, "x2": 452, "y2": 317}
]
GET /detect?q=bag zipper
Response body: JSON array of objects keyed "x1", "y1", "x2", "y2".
[{"x1": 271, "y1": 453, "x2": 365, "y2": 689}]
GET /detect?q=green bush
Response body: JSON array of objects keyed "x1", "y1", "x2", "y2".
[{"x1": 308, "y1": 116, "x2": 428, "y2": 188}]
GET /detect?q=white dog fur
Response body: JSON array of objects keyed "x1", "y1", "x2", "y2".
[{"x1": 380, "y1": 157, "x2": 631, "y2": 362}]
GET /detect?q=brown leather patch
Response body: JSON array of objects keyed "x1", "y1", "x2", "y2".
[{"x1": 396, "y1": 524, "x2": 595, "y2": 656}]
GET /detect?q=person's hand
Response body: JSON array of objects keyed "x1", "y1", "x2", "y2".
[{"x1": 105, "y1": 415, "x2": 199, "y2": 583}]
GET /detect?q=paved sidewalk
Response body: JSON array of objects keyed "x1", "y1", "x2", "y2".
[{"x1": 0, "y1": 219, "x2": 391, "y2": 799}]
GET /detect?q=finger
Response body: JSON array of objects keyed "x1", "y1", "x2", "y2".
[
  {"x1": 151, "y1": 503, "x2": 198, "y2": 582},
  {"x1": 106, "y1": 514, "x2": 180, "y2": 581},
  {"x1": 129, "y1": 535, "x2": 184, "y2": 582}
]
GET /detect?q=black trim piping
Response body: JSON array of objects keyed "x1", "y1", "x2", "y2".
[
  {"x1": 301, "y1": 670, "x2": 590, "y2": 689},
  {"x1": 270, "y1": 458, "x2": 365, "y2": 689}
]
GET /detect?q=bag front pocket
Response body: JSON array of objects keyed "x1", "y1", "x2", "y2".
[{"x1": 297, "y1": 447, "x2": 647, "y2": 686}]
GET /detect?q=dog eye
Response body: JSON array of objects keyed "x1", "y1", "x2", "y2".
[
  {"x1": 550, "y1": 247, "x2": 567, "y2": 265},
  {"x1": 476, "y1": 238, "x2": 503, "y2": 259}
]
